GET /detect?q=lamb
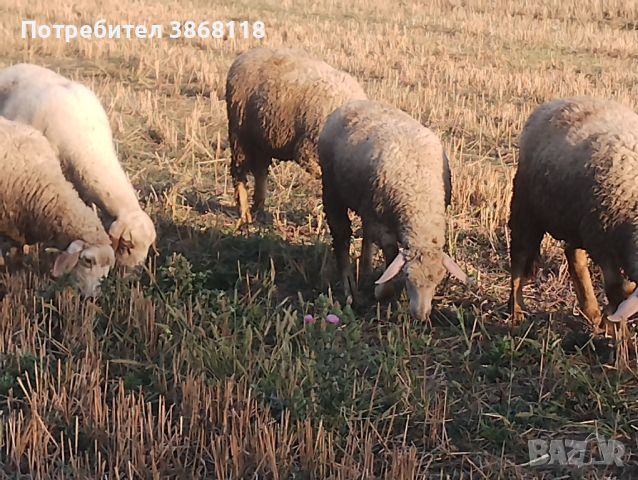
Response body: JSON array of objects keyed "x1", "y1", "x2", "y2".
[
  {"x1": 508, "y1": 95, "x2": 638, "y2": 332},
  {"x1": 225, "y1": 47, "x2": 368, "y2": 224},
  {"x1": 0, "y1": 63, "x2": 156, "y2": 268},
  {"x1": 0, "y1": 117, "x2": 115, "y2": 296},
  {"x1": 318, "y1": 99, "x2": 469, "y2": 320}
]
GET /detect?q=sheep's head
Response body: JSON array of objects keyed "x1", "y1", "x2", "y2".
[
  {"x1": 109, "y1": 210, "x2": 157, "y2": 269},
  {"x1": 375, "y1": 248, "x2": 469, "y2": 321},
  {"x1": 51, "y1": 240, "x2": 115, "y2": 297}
]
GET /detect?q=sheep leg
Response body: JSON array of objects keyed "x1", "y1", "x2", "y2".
[
  {"x1": 598, "y1": 261, "x2": 636, "y2": 335},
  {"x1": 323, "y1": 194, "x2": 355, "y2": 304},
  {"x1": 508, "y1": 218, "x2": 543, "y2": 323},
  {"x1": 360, "y1": 221, "x2": 375, "y2": 277},
  {"x1": 600, "y1": 263, "x2": 626, "y2": 313},
  {"x1": 624, "y1": 280, "x2": 637, "y2": 297},
  {"x1": 250, "y1": 158, "x2": 271, "y2": 220},
  {"x1": 565, "y1": 247, "x2": 602, "y2": 329},
  {"x1": 374, "y1": 241, "x2": 400, "y2": 302},
  {"x1": 230, "y1": 135, "x2": 253, "y2": 225}
]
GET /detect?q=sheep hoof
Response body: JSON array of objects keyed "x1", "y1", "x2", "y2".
[
  {"x1": 234, "y1": 215, "x2": 253, "y2": 232},
  {"x1": 249, "y1": 208, "x2": 271, "y2": 225},
  {"x1": 234, "y1": 207, "x2": 253, "y2": 228},
  {"x1": 510, "y1": 310, "x2": 526, "y2": 324}
]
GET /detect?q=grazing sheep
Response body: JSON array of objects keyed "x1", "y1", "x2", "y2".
[
  {"x1": 225, "y1": 47, "x2": 368, "y2": 224},
  {"x1": 0, "y1": 63, "x2": 156, "y2": 268},
  {"x1": 318, "y1": 99, "x2": 469, "y2": 320},
  {"x1": 509, "y1": 95, "x2": 638, "y2": 332},
  {"x1": 0, "y1": 117, "x2": 115, "y2": 296}
]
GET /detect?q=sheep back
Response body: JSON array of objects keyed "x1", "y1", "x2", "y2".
[
  {"x1": 0, "y1": 117, "x2": 109, "y2": 250},
  {"x1": 226, "y1": 47, "x2": 367, "y2": 175},
  {"x1": 0, "y1": 63, "x2": 140, "y2": 219},
  {"x1": 319, "y1": 99, "x2": 448, "y2": 255},
  {"x1": 514, "y1": 95, "x2": 638, "y2": 274}
]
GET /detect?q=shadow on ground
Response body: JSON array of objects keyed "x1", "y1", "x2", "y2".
[{"x1": 152, "y1": 214, "x2": 334, "y2": 302}]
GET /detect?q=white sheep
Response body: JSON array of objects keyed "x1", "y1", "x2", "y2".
[
  {"x1": 0, "y1": 63, "x2": 156, "y2": 268},
  {"x1": 0, "y1": 117, "x2": 115, "y2": 296},
  {"x1": 226, "y1": 47, "x2": 368, "y2": 224},
  {"x1": 318, "y1": 99, "x2": 469, "y2": 320}
]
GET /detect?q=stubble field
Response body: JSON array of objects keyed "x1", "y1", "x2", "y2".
[{"x1": 0, "y1": 0, "x2": 638, "y2": 478}]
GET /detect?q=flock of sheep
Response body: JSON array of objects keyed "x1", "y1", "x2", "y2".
[
  {"x1": 0, "y1": 63, "x2": 156, "y2": 296},
  {"x1": 1, "y1": 46, "x2": 638, "y2": 336}
]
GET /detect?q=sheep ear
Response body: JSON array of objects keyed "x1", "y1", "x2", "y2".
[
  {"x1": 608, "y1": 291, "x2": 638, "y2": 323},
  {"x1": 375, "y1": 252, "x2": 406, "y2": 284},
  {"x1": 52, "y1": 250, "x2": 81, "y2": 278},
  {"x1": 442, "y1": 252, "x2": 469, "y2": 284}
]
